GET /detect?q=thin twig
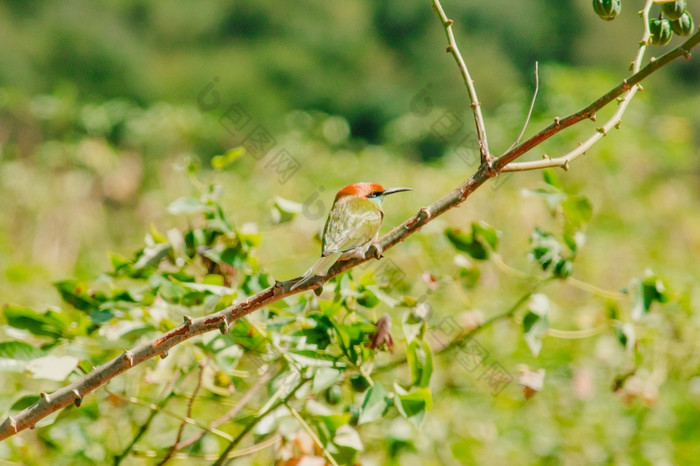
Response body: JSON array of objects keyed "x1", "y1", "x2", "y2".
[
  {"x1": 432, "y1": 0, "x2": 492, "y2": 165},
  {"x1": 113, "y1": 368, "x2": 185, "y2": 466},
  {"x1": 376, "y1": 280, "x2": 549, "y2": 373},
  {"x1": 174, "y1": 369, "x2": 274, "y2": 451},
  {"x1": 133, "y1": 435, "x2": 281, "y2": 461},
  {"x1": 505, "y1": 61, "x2": 540, "y2": 153},
  {"x1": 287, "y1": 403, "x2": 339, "y2": 466},
  {"x1": 212, "y1": 376, "x2": 310, "y2": 466},
  {"x1": 158, "y1": 362, "x2": 206, "y2": 465},
  {"x1": 500, "y1": 0, "x2": 693, "y2": 172},
  {"x1": 105, "y1": 388, "x2": 233, "y2": 442}
]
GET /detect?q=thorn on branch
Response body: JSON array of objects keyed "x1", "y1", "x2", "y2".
[
  {"x1": 629, "y1": 61, "x2": 635, "y2": 71},
  {"x1": 589, "y1": 113, "x2": 597, "y2": 122},
  {"x1": 542, "y1": 154, "x2": 550, "y2": 160},
  {"x1": 616, "y1": 96, "x2": 625, "y2": 103},
  {"x1": 446, "y1": 45, "x2": 453, "y2": 53},
  {"x1": 553, "y1": 117, "x2": 560, "y2": 126},
  {"x1": 681, "y1": 48, "x2": 691, "y2": 60},
  {"x1": 72, "y1": 389, "x2": 82, "y2": 407},
  {"x1": 622, "y1": 79, "x2": 632, "y2": 91},
  {"x1": 160, "y1": 349, "x2": 169, "y2": 360},
  {"x1": 419, "y1": 207, "x2": 432, "y2": 221},
  {"x1": 219, "y1": 318, "x2": 229, "y2": 335},
  {"x1": 183, "y1": 315, "x2": 193, "y2": 327},
  {"x1": 562, "y1": 160, "x2": 570, "y2": 171},
  {"x1": 273, "y1": 280, "x2": 284, "y2": 295},
  {"x1": 637, "y1": 84, "x2": 644, "y2": 92},
  {"x1": 446, "y1": 19, "x2": 454, "y2": 26},
  {"x1": 8, "y1": 416, "x2": 17, "y2": 434},
  {"x1": 615, "y1": 121, "x2": 622, "y2": 129},
  {"x1": 596, "y1": 127, "x2": 607, "y2": 136},
  {"x1": 124, "y1": 350, "x2": 134, "y2": 367},
  {"x1": 40, "y1": 392, "x2": 50, "y2": 403}
]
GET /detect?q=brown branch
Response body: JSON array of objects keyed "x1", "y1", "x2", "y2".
[
  {"x1": 432, "y1": 0, "x2": 492, "y2": 165},
  {"x1": 496, "y1": 24, "x2": 700, "y2": 172},
  {"x1": 2, "y1": 12, "x2": 699, "y2": 445}
]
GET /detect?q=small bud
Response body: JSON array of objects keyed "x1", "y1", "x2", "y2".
[
  {"x1": 40, "y1": 392, "x2": 50, "y2": 403},
  {"x1": 160, "y1": 350, "x2": 169, "y2": 360}
]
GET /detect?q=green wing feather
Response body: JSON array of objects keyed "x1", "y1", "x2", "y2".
[{"x1": 322, "y1": 196, "x2": 383, "y2": 256}]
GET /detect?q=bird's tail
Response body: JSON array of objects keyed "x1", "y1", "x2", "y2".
[{"x1": 291, "y1": 252, "x2": 343, "y2": 290}]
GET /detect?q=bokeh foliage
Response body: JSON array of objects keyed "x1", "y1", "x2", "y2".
[{"x1": 1, "y1": 0, "x2": 700, "y2": 464}]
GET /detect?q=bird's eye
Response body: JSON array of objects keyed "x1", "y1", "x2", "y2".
[{"x1": 368, "y1": 190, "x2": 381, "y2": 198}]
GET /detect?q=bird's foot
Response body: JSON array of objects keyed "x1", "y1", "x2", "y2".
[{"x1": 368, "y1": 243, "x2": 383, "y2": 260}]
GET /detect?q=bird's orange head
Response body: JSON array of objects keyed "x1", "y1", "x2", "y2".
[{"x1": 335, "y1": 182, "x2": 412, "y2": 202}]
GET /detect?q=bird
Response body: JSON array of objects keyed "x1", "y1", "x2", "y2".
[{"x1": 291, "y1": 182, "x2": 412, "y2": 290}]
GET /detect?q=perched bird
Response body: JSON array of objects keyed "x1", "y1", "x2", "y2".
[{"x1": 291, "y1": 182, "x2": 411, "y2": 290}]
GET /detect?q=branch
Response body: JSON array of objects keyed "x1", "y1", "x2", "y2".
[
  {"x1": 174, "y1": 369, "x2": 274, "y2": 451},
  {"x1": 2, "y1": 9, "x2": 699, "y2": 444},
  {"x1": 432, "y1": 0, "x2": 492, "y2": 165},
  {"x1": 212, "y1": 376, "x2": 310, "y2": 466},
  {"x1": 157, "y1": 362, "x2": 205, "y2": 465},
  {"x1": 498, "y1": 19, "x2": 700, "y2": 172}
]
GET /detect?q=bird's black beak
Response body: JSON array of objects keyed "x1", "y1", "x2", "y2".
[{"x1": 382, "y1": 187, "x2": 412, "y2": 196}]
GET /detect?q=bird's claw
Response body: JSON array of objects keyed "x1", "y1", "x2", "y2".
[{"x1": 369, "y1": 243, "x2": 383, "y2": 260}]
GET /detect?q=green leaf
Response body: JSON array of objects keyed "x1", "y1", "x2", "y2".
[
  {"x1": 472, "y1": 221, "x2": 499, "y2": 251},
  {"x1": 333, "y1": 424, "x2": 364, "y2": 451},
  {"x1": 543, "y1": 168, "x2": 563, "y2": 189},
  {"x1": 288, "y1": 349, "x2": 346, "y2": 368},
  {"x1": 406, "y1": 340, "x2": 433, "y2": 388},
  {"x1": 529, "y1": 228, "x2": 562, "y2": 271},
  {"x1": 394, "y1": 384, "x2": 432, "y2": 430},
  {"x1": 167, "y1": 197, "x2": 208, "y2": 215},
  {"x1": 312, "y1": 368, "x2": 343, "y2": 393},
  {"x1": 357, "y1": 286, "x2": 380, "y2": 308},
  {"x1": 27, "y1": 355, "x2": 80, "y2": 381},
  {"x1": 631, "y1": 273, "x2": 670, "y2": 320},
  {"x1": 133, "y1": 243, "x2": 172, "y2": 270},
  {"x1": 358, "y1": 382, "x2": 390, "y2": 425},
  {"x1": 562, "y1": 195, "x2": 593, "y2": 232},
  {"x1": 53, "y1": 280, "x2": 101, "y2": 311},
  {"x1": 445, "y1": 227, "x2": 488, "y2": 260},
  {"x1": 0, "y1": 341, "x2": 45, "y2": 360},
  {"x1": 211, "y1": 146, "x2": 245, "y2": 170},
  {"x1": 2, "y1": 305, "x2": 69, "y2": 339},
  {"x1": 10, "y1": 395, "x2": 40, "y2": 411},
  {"x1": 270, "y1": 196, "x2": 302, "y2": 224},
  {"x1": 614, "y1": 322, "x2": 635, "y2": 350},
  {"x1": 523, "y1": 294, "x2": 550, "y2": 357}
]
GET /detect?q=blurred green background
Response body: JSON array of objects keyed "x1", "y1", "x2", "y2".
[{"x1": 1, "y1": 0, "x2": 700, "y2": 464}]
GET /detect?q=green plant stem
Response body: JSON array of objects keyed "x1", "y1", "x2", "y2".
[{"x1": 211, "y1": 376, "x2": 309, "y2": 466}]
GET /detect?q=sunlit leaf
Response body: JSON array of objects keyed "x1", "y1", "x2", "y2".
[
  {"x1": 334, "y1": 424, "x2": 364, "y2": 451},
  {"x1": 167, "y1": 196, "x2": 208, "y2": 215},
  {"x1": 406, "y1": 339, "x2": 433, "y2": 388},
  {"x1": 394, "y1": 384, "x2": 432, "y2": 430},
  {"x1": 358, "y1": 382, "x2": 390, "y2": 425},
  {"x1": 27, "y1": 355, "x2": 80, "y2": 381}
]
